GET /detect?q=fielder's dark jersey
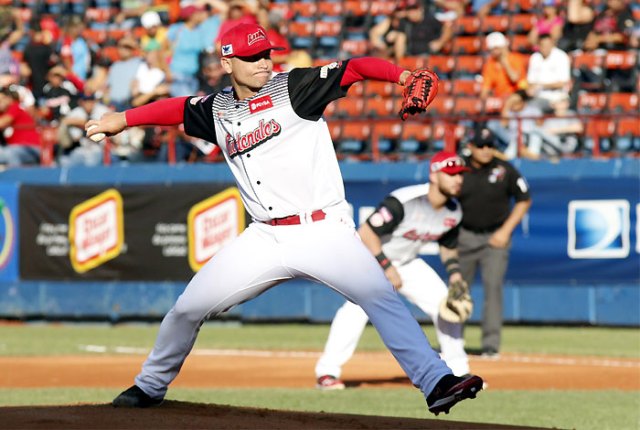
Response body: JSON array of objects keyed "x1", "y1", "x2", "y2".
[
  {"x1": 458, "y1": 157, "x2": 531, "y2": 232},
  {"x1": 181, "y1": 62, "x2": 353, "y2": 221},
  {"x1": 366, "y1": 184, "x2": 461, "y2": 266}
]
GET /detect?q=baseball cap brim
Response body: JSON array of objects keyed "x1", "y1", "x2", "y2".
[
  {"x1": 440, "y1": 165, "x2": 470, "y2": 175},
  {"x1": 222, "y1": 43, "x2": 285, "y2": 58}
]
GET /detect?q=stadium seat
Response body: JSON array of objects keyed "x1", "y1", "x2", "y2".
[
  {"x1": 399, "y1": 122, "x2": 432, "y2": 153},
  {"x1": 454, "y1": 55, "x2": 484, "y2": 77},
  {"x1": 289, "y1": 21, "x2": 314, "y2": 38},
  {"x1": 366, "y1": 81, "x2": 396, "y2": 98},
  {"x1": 371, "y1": 121, "x2": 402, "y2": 154},
  {"x1": 454, "y1": 97, "x2": 483, "y2": 116},
  {"x1": 607, "y1": 93, "x2": 639, "y2": 113},
  {"x1": 425, "y1": 55, "x2": 455, "y2": 76},
  {"x1": 483, "y1": 96, "x2": 506, "y2": 115},
  {"x1": 291, "y1": 1, "x2": 317, "y2": 18},
  {"x1": 450, "y1": 36, "x2": 482, "y2": 55},
  {"x1": 571, "y1": 52, "x2": 605, "y2": 70},
  {"x1": 338, "y1": 120, "x2": 372, "y2": 154},
  {"x1": 315, "y1": 20, "x2": 342, "y2": 38},
  {"x1": 452, "y1": 79, "x2": 481, "y2": 97},
  {"x1": 583, "y1": 118, "x2": 616, "y2": 154},
  {"x1": 365, "y1": 97, "x2": 397, "y2": 118},
  {"x1": 327, "y1": 121, "x2": 342, "y2": 141},
  {"x1": 456, "y1": 16, "x2": 481, "y2": 35},
  {"x1": 604, "y1": 51, "x2": 637, "y2": 70},
  {"x1": 510, "y1": 14, "x2": 537, "y2": 34},
  {"x1": 577, "y1": 92, "x2": 608, "y2": 114},
  {"x1": 348, "y1": 81, "x2": 365, "y2": 97},
  {"x1": 318, "y1": 1, "x2": 344, "y2": 16},
  {"x1": 344, "y1": 0, "x2": 369, "y2": 17},
  {"x1": 399, "y1": 56, "x2": 428, "y2": 70},
  {"x1": 340, "y1": 39, "x2": 369, "y2": 56},
  {"x1": 83, "y1": 29, "x2": 107, "y2": 45},
  {"x1": 480, "y1": 16, "x2": 509, "y2": 34},
  {"x1": 617, "y1": 117, "x2": 640, "y2": 136},
  {"x1": 428, "y1": 96, "x2": 455, "y2": 116},
  {"x1": 438, "y1": 80, "x2": 453, "y2": 95},
  {"x1": 370, "y1": 1, "x2": 396, "y2": 16},
  {"x1": 506, "y1": 0, "x2": 537, "y2": 12},
  {"x1": 510, "y1": 34, "x2": 532, "y2": 53},
  {"x1": 100, "y1": 46, "x2": 120, "y2": 63},
  {"x1": 86, "y1": 7, "x2": 112, "y2": 23},
  {"x1": 334, "y1": 97, "x2": 365, "y2": 117},
  {"x1": 324, "y1": 100, "x2": 337, "y2": 118}
]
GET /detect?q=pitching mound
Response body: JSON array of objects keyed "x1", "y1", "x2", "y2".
[{"x1": 2, "y1": 401, "x2": 549, "y2": 430}]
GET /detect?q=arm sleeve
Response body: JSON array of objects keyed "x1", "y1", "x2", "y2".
[
  {"x1": 365, "y1": 196, "x2": 405, "y2": 236},
  {"x1": 438, "y1": 224, "x2": 460, "y2": 249},
  {"x1": 339, "y1": 57, "x2": 405, "y2": 87},
  {"x1": 507, "y1": 164, "x2": 532, "y2": 202},
  {"x1": 125, "y1": 96, "x2": 188, "y2": 126}
]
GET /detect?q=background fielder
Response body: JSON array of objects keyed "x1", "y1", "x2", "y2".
[{"x1": 316, "y1": 151, "x2": 471, "y2": 390}]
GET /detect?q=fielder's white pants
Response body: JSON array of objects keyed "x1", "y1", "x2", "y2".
[
  {"x1": 315, "y1": 258, "x2": 470, "y2": 379},
  {"x1": 134, "y1": 215, "x2": 451, "y2": 399}
]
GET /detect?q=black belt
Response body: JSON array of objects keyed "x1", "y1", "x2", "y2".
[{"x1": 463, "y1": 224, "x2": 501, "y2": 234}]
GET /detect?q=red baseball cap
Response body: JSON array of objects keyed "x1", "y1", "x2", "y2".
[
  {"x1": 220, "y1": 23, "x2": 285, "y2": 58},
  {"x1": 429, "y1": 151, "x2": 470, "y2": 175}
]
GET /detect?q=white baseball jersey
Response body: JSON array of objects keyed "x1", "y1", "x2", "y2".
[
  {"x1": 367, "y1": 183, "x2": 462, "y2": 266},
  {"x1": 182, "y1": 63, "x2": 351, "y2": 222}
]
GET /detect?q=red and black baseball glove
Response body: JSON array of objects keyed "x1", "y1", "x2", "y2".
[{"x1": 398, "y1": 69, "x2": 439, "y2": 121}]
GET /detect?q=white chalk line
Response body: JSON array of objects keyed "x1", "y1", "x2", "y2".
[{"x1": 77, "y1": 344, "x2": 640, "y2": 369}]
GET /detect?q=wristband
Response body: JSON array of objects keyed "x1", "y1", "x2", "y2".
[
  {"x1": 375, "y1": 252, "x2": 392, "y2": 270},
  {"x1": 444, "y1": 258, "x2": 461, "y2": 275}
]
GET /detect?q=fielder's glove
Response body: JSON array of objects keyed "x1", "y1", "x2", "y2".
[
  {"x1": 398, "y1": 68, "x2": 439, "y2": 121},
  {"x1": 439, "y1": 279, "x2": 473, "y2": 323}
]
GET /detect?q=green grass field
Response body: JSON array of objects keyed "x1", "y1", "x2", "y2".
[{"x1": 1, "y1": 323, "x2": 639, "y2": 430}]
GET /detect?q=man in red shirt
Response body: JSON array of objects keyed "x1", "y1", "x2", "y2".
[{"x1": 0, "y1": 87, "x2": 41, "y2": 167}]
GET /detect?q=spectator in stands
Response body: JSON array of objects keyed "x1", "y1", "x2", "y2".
[
  {"x1": 486, "y1": 89, "x2": 547, "y2": 160},
  {"x1": 528, "y1": 0, "x2": 564, "y2": 48},
  {"x1": 583, "y1": 0, "x2": 635, "y2": 51},
  {"x1": 558, "y1": 0, "x2": 595, "y2": 52},
  {"x1": 21, "y1": 17, "x2": 56, "y2": 101},
  {"x1": 393, "y1": 0, "x2": 454, "y2": 58},
  {"x1": 131, "y1": 49, "x2": 170, "y2": 107},
  {"x1": 480, "y1": 32, "x2": 528, "y2": 100},
  {"x1": 39, "y1": 65, "x2": 81, "y2": 124},
  {"x1": 540, "y1": 94, "x2": 583, "y2": 157},
  {"x1": 0, "y1": 75, "x2": 36, "y2": 117},
  {"x1": 263, "y1": 9, "x2": 293, "y2": 72},
  {"x1": 369, "y1": 5, "x2": 409, "y2": 61},
  {"x1": 105, "y1": 36, "x2": 143, "y2": 111},
  {"x1": 167, "y1": 3, "x2": 220, "y2": 97},
  {"x1": 526, "y1": 34, "x2": 571, "y2": 111},
  {"x1": 113, "y1": 0, "x2": 152, "y2": 30},
  {"x1": 197, "y1": 53, "x2": 231, "y2": 94},
  {"x1": 58, "y1": 16, "x2": 91, "y2": 81},
  {"x1": 140, "y1": 11, "x2": 168, "y2": 53},
  {"x1": 0, "y1": 86, "x2": 41, "y2": 167},
  {"x1": 215, "y1": 1, "x2": 259, "y2": 53},
  {"x1": 0, "y1": 7, "x2": 24, "y2": 77},
  {"x1": 471, "y1": 0, "x2": 503, "y2": 18},
  {"x1": 57, "y1": 92, "x2": 110, "y2": 167}
]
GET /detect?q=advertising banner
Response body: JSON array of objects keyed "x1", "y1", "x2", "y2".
[
  {"x1": 0, "y1": 183, "x2": 19, "y2": 282},
  {"x1": 20, "y1": 184, "x2": 245, "y2": 281}
]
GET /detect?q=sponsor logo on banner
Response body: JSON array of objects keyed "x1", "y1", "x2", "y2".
[
  {"x1": 69, "y1": 189, "x2": 124, "y2": 273},
  {"x1": 0, "y1": 197, "x2": 15, "y2": 270},
  {"x1": 188, "y1": 188, "x2": 245, "y2": 272},
  {"x1": 568, "y1": 199, "x2": 630, "y2": 259}
]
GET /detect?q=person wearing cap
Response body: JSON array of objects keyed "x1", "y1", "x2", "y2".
[
  {"x1": 140, "y1": 11, "x2": 168, "y2": 53},
  {"x1": 0, "y1": 86, "x2": 41, "y2": 167},
  {"x1": 457, "y1": 127, "x2": 531, "y2": 357},
  {"x1": 87, "y1": 23, "x2": 484, "y2": 413},
  {"x1": 315, "y1": 150, "x2": 472, "y2": 390},
  {"x1": 480, "y1": 32, "x2": 528, "y2": 100},
  {"x1": 39, "y1": 65, "x2": 80, "y2": 122}
]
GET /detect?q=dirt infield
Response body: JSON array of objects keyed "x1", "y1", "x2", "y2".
[{"x1": 3, "y1": 350, "x2": 639, "y2": 429}]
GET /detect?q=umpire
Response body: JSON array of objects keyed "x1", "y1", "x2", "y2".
[{"x1": 457, "y1": 127, "x2": 532, "y2": 357}]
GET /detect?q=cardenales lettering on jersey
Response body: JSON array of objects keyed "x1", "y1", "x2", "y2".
[
  {"x1": 226, "y1": 118, "x2": 282, "y2": 158},
  {"x1": 402, "y1": 217, "x2": 458, "y2": 242}
]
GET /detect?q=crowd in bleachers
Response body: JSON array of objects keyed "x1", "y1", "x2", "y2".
[{"x1": 0, "y1": 0, "x2": 637, "y2": 168}]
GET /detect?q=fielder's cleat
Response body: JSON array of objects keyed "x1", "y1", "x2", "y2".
[
  {"x1": 316, "y1": 375, "x2": 346, "y2": 391},
  {"x1": 426, "y1": 373, "x2": 483, "y2": 416},
  {"x1": 112, "y1": 385, "x2": 164, "y2": 408}
]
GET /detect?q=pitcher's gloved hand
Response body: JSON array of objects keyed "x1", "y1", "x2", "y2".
[{"x1": 399, "y1": 69, "x2": 439, "y2": 121}]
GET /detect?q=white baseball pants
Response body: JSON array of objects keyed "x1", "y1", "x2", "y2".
[
  {"x1": 134, "y1": 215, "x2": 451, "y2": 399},
  {"x1": 315, "y1": 258, "x2": 470, "y2": 379}
]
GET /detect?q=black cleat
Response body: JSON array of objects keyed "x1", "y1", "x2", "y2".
[
  {"x1": 112, "y1": 385, "x2": 164, "y2": 408},
  {"x1": 426, "y1": 374, "x2": 483, "y2": 416}
]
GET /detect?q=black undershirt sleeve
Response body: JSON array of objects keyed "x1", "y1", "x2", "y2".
[
  {"x1": 366, "y1": 196, "x2": 405, "y2": 236},
  {"x1": 183, "y1": 94, "x2": 218, "y2": 144},
  {"x1": 438, "y1": 224, "x2": 460, "y2": 249}
]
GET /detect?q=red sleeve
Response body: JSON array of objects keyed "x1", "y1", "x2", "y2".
[
  {"x1": 340, "y1": 57, "x2": 405, "y2": 87},
  {"x1": 125, "y1": 97, "x2": 189, "y2": 126},
  {"x1": 65, "y1": 72, "x2": 85, "y2": 93}
]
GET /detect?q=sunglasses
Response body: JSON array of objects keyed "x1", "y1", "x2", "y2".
[
  {"x1": 430, "y1": 157, "x2": 466, "y2": 172},
  {"x1": 473, "y1": 141, "x2": 494, "y2": 149}
]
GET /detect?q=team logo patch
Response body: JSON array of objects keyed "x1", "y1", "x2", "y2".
[
  {"x1": 320, "y1": 61, "x2": 343, "y2": 79},
  {"x1": 190, "y1": 96, "x2": 204, "y2": 105},
  {"x1": 379, "y1": 207, "x2": 393, "y2": 223},
  {"x1": 221, "y1": 44, "x2": 233, "y2": 56},
  {"x1": 488, "y1": 165, "x2": 506, "y2": 183},
  {"x1": 368, "y1": 213, "x2": 384, "y2": 228},
  {"x1": 444, "y1": 217, "x2": 457, "y2": 227},
  {"x1": 247, "y1": 30, "x2": 266, "y2": 46},
  {"x1": 249, "y1": 95, "x2": 273, "y2": 113},
  {"x1": 567, "y1": 200, "x2": 630, "y2": 259}
]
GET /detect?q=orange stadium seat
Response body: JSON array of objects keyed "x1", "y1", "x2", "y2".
[
  {"x1": 510, "y1": 35, "x2": 532, "y2": 53},
  {"x1": 371, "y1": 121, "x2": 403, "y2": 153},
  {"x1": 344, "y1": 0, "x2": 369, "y2": 16},
  {"x1": 290, "y1": 1, "x2": 317, "y2": 18},
  {"x1": 370, "y1": 1, "x2": 396, "y2": 16},
  {"x1": 454, "y1": 97, "x2": 483, "y2": 116},
  {"x1": 438, "y1": 80, "x2": 453, "y2": 95},
  {"x1": 450, "y1": 36, "x2": 482, "y2": 55},
  {"x1": 604, "y1": 51, "x2": 637, "y2": 70},
  {"x1": 584, "y1": 118, "x2": 616, "y2": 153},
  {"x1": 318, "y1": 1, "x2": 344, "y2": 16},
  {"x1": 425, "y1": 55, "x2": 455, "y2": 76},
  {"x1": 324, "y1": 100, "x2": 337, "y2": 118},
  {"x1": 428, "y1": 96, "x2": 455, "y2": 116},
  {"x1": 289, "y1": 21, "x2": 313, "y2": 38},
  {"x1": 483, "y1": 96, "x2": 506, "y2": 115},
  {"x1": 571, "y1": 52, "x2": 605, "y2": 70},
  {"x1": 334, "y1": 97, "x2": 365, "y2": 117},
  {"x1": 506, "y1": 0, "x2": 537, "y2": 12},
  {"x1": 315, "y1": 20, "x2": 342, "y2": 38},
  {"x1": 327, "y1": 121, "x2": 342, "y2": 141},
  {"x1": 452, "y1": 79, "x2": 482, "y2": 97},
  {"x1": 577, "y1": 93, "x2": 608, "y2": 113},
  {"x1": 339, "y1": 120, "x2": 372, "y2": 153},
  {"x1": 348, "y1": 81, "x2": 365, "y2": 97},
  {"x1": 86, "y1": 7, "x2": 112, "y2": 22},
  {"x1": 366, "y1": 81, "x2": 396, "y2": 98},
  {"x1": 510, "y1": 14, "x2": 537, "y2": 34},
  {"x1": 398, "y1": 56, "x2": 428, "y2": 70},
  {"x1": 454, "y1": 55, "x2": 484, "y2": 76},
  {"x1": 399, "y1": 122, "x2": 432, "y2": 153},
  {"x1": 340, "y1": 39, "x2": 369, "y2": 56},
  {"x1": 365, "y1": 97, "x2": 398, "y2": 117},
  {"x1": 607, "y1": 93, "x2": 639, "y2": 113},
  {"x1": 83, "y1": 29, "x2": 107, "y2": 44},
  {"x1": 617, "y1": 117, "x2": 640, "y2": 136},
  {"x1": 456, "y1": 16, "x2": 481, "y2": 35},
  {"x1": 480, "y1": 16, "x2": 509, "y2": 34}
]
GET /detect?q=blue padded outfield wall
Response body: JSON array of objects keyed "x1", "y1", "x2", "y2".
[{"x1": 0, "y1": 158, "x2": 638, "y2": 326}]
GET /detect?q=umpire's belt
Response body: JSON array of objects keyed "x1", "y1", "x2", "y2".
[{"x1": 264, "y1": 210, "x2": 326, "y2": 226}]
